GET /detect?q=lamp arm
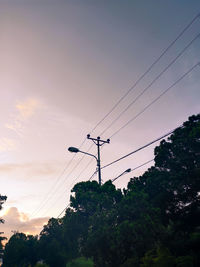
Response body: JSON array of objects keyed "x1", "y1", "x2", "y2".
[{"x1": 79, "y1": 150, "x2": 98, "y2": 162}]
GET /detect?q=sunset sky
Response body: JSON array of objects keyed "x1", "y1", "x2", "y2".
[{"x1": 0, "y1": 0, "x2": 200, "y2": 239}]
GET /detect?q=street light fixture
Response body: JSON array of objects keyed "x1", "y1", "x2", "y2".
[
  {"x1": 112, "y1": 168, "x2": 132, "y2": 183},
  {"x1": 68, "y1": 147, "x2": 98, "y2": 161},
  {"x1": 68, "y1": 147, "x2": 79, "y2": 153}
]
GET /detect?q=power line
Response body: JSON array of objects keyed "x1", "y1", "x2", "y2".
[
  {"x1": 57, "y1": 159, "x2": 154, "y2": 218},
  {"x1": 109, "y1": 61, "x2": 200, "y2": 139},
  {"x1": 111, "y1": 159, "x2": 154, "y2": 183},
  {"x1": 57, "y1": 166, "x2": 97, "y2": 218},
  {"x1": 69, "y1": 157, "x2": 96, "y2": 187},
  {"x1": 46, "y1": 59, "x2": 199, "y2": 216},
  {"x1": 89, "y1": 170, "x2": 97, "y2": 181},
  {"x1": 102, "y1": 126, "x2": 182, "y2": 170},
  {"x1": 33, "y1": 13, "x2": 200, "y2": 218},
  {"x1": 55, "y1": 125, "x2": 182, "y2": 218},
  {"x1": 57, "y1": 204, "x2": 70, "y2": 218},
  {"x1": 58, "y1": 58, "x2": 199, "y2": 197},
  {"x1": 100, "y1": 33, "x2": 200, "y2": 136},
  {"x1": 41, "y1": 157, "x2": 96, "y2": 217},
  {"x1": 50, "y1": 158, "x2": 97, "y2": 215},
  {"x1": 30, "y1": 138, "x2": 90, "y2": 218},
  {"x1": 55, "y1": 33, "x2": 200, "y2": 205},
  {"x1": 90, "y1": 13, "x2": 200, "y2": 134},
  {"x1": 44, "y1": 144, "x2": 97, "y2": 214},
  {"x1": 64, "y1": 18, "x2": 200, "y2": 190},
  {"x1": 30, "y1": 155, "x2": 76, "y2": 217},
  {"x1": 129, "y1": 159, "x2": 154, "y2": 173}
]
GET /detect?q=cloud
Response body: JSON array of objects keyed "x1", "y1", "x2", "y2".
[
  {"x1": 5, "y1": 194, "x2": 36, "y2": 206},
  {"x1": 1, "y1": 207, "x2": 49, "y2": 240},
  {"x1": 5, "y1": 98, "x2": 41, "y2": 136},
  {"x1": 0, "y1": 138, "x2": 16, "y2": 152},
  {"x1": 16, "y1": 98, "x2": 40, "y2": 120},
  {"x1": 0, "y1": 161, "x2": 61, "y2": 178}
]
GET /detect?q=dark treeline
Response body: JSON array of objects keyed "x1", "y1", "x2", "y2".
[
  {"x1": 2, "y1": 114, "x2": 200, "y2": 267},
  {"x1": 0, "y1": 195, "x2": 7, "y2": 261}
]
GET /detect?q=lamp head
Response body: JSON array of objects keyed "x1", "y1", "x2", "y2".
[{"x1": 68, "y1": 147, "x2": 79, "y2": 153}]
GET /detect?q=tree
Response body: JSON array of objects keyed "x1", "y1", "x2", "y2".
[
  {"x1": 39, "y1": 218, "x2": 67, "y2": 267},
  {"x1": 70, "y1": 180, "x2": 122, "y2": 216},
  {"x1": 3, "y1": 233, "x2": 39, "y2": 267},
  {"x1": 0, "y1": 195, "x2": 7, "y2": 224},
  {"x1": 84, "y1": 190, "x2": 163, "y2": 266},
  {"x1": 66, "y1": 257, "x2": 94, "y2": 267},
  {"x1": 68, "y1": 115, "x2": 200, "y2": 266},
  {"x1": 0, "y1": 233, "x2": 6, "y2": 260},
  {"x1": 127, "y1": 114, "x2": 200, "y2": 265},
  {"x1": 0, "y1": 195, "x2": 7, "y2": 259},
  {"x1": 69, "y1": 180, "x2": 122, "y2": 254}
]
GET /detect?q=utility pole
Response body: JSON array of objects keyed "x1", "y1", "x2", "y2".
[{"x1": 87, "y1": 135, "x2": 110, "y2": 185}]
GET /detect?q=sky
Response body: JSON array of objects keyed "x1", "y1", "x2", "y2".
[{"x1": 0, "y1": 0, "x2": 200, "y2": 240}]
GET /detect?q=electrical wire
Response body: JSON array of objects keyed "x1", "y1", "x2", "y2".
[
  {"x1": 32, "y1": 51, "x2": 199, "y2": 217},
  {"x1": 89, "y1": 170, "x2": 98, "y2": 181},
  {"x1": 69, "y1": 157, "x2": 96, "y2": 187},
  {"x1": 109, "y1": 61, "x2": 200, "y2": 139},
  {"x1": 90, "y1": 13, "x2": 200, "y2": 134},
  {"x1": 57, "y1": 204, "x2": 70, "y2": 218},
  {"x1": 57, "y1": 159, "x2": 154, "y2": 218},
  {"x1": 46, "y1": 60, "x2": 200, "y2": 217},
  {"x1": 30, "y1": 155, "x2": 76, "y2": 217},
  {"x1": 63, "y1": 20, "x2": 200, "y2": 190},
  {"x1": 102, "y1": 127, "x2": 181, "y2": 170},
  {"x1": 111, "y1": 159, "x2": 154, "y2": 183},
  {"x1": 56, "y1": 123, "x2": 183, "y2": 217},
  {"x1": 100, "y1": 33, "x2": 200, "y2": 136},
  {"x1": 61, "y1": 34, "x2": 200, "y2": 195},
  {"x1": 41, "y1": 156, "x2": 96, "y2": 217},
  {"x1": 63, "y1": 58, "x2": 200, "y2": 189},
  {"x1": 33, "y1": 13, "x2": 200, "y2": 218},
  {"x1": 30, "y1": 138, "x2": 89, "y2": 218}
]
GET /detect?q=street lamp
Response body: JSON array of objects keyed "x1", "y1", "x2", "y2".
[
  {"x1": 68, "y1": 135, "x2": 110, "y2": 186},
  {"x1": 68, "y1": 147, "x2": 79, "y2": 153},
  {"x1": 68, "y1": 147, "x2": 98, "y2": 161},
  {"x1": 112, "y1": 168, "x2": 132, "y2": 183},
  {"x1": 68, "y1": 146, "x2": 99, "y2": 183}
]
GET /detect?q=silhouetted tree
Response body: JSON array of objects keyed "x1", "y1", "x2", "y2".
[
  {"x1": 127, "y1": 114, "x2": 200, "y2": 266},
  {"x1": 0, "y1": 195, "x2": 7, "y2": 224},
  {"x1": 3, "y1": 233, "x2": 39, "y2": 267},
  {"x1": 0, "y1": 195, "x2": 7, "y2": 259},
  {"x1": 39, "y1": 218, "x2": 67, "y2": 267}
]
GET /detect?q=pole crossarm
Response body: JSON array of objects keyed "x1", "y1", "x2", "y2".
[
  {"x1": 87, "y1": 134, "x2": 110, "y2": 145},
  {"x1": 87, "y1": 135, "x2": 110, "y2": 185}
]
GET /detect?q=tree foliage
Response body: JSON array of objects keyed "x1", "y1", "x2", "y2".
[
  {"x1": 0, "y1": 194, "x2": 7, "y2": 259},
  {"x1": 3, "y1": 233, "x2": 38, "y2": 267},
  {"x1": 0, "y1": 195, "x2": 7, "y2": 224},
  {"x1": 66, "y1": 257, "x2": 94, "y2": 267}
]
